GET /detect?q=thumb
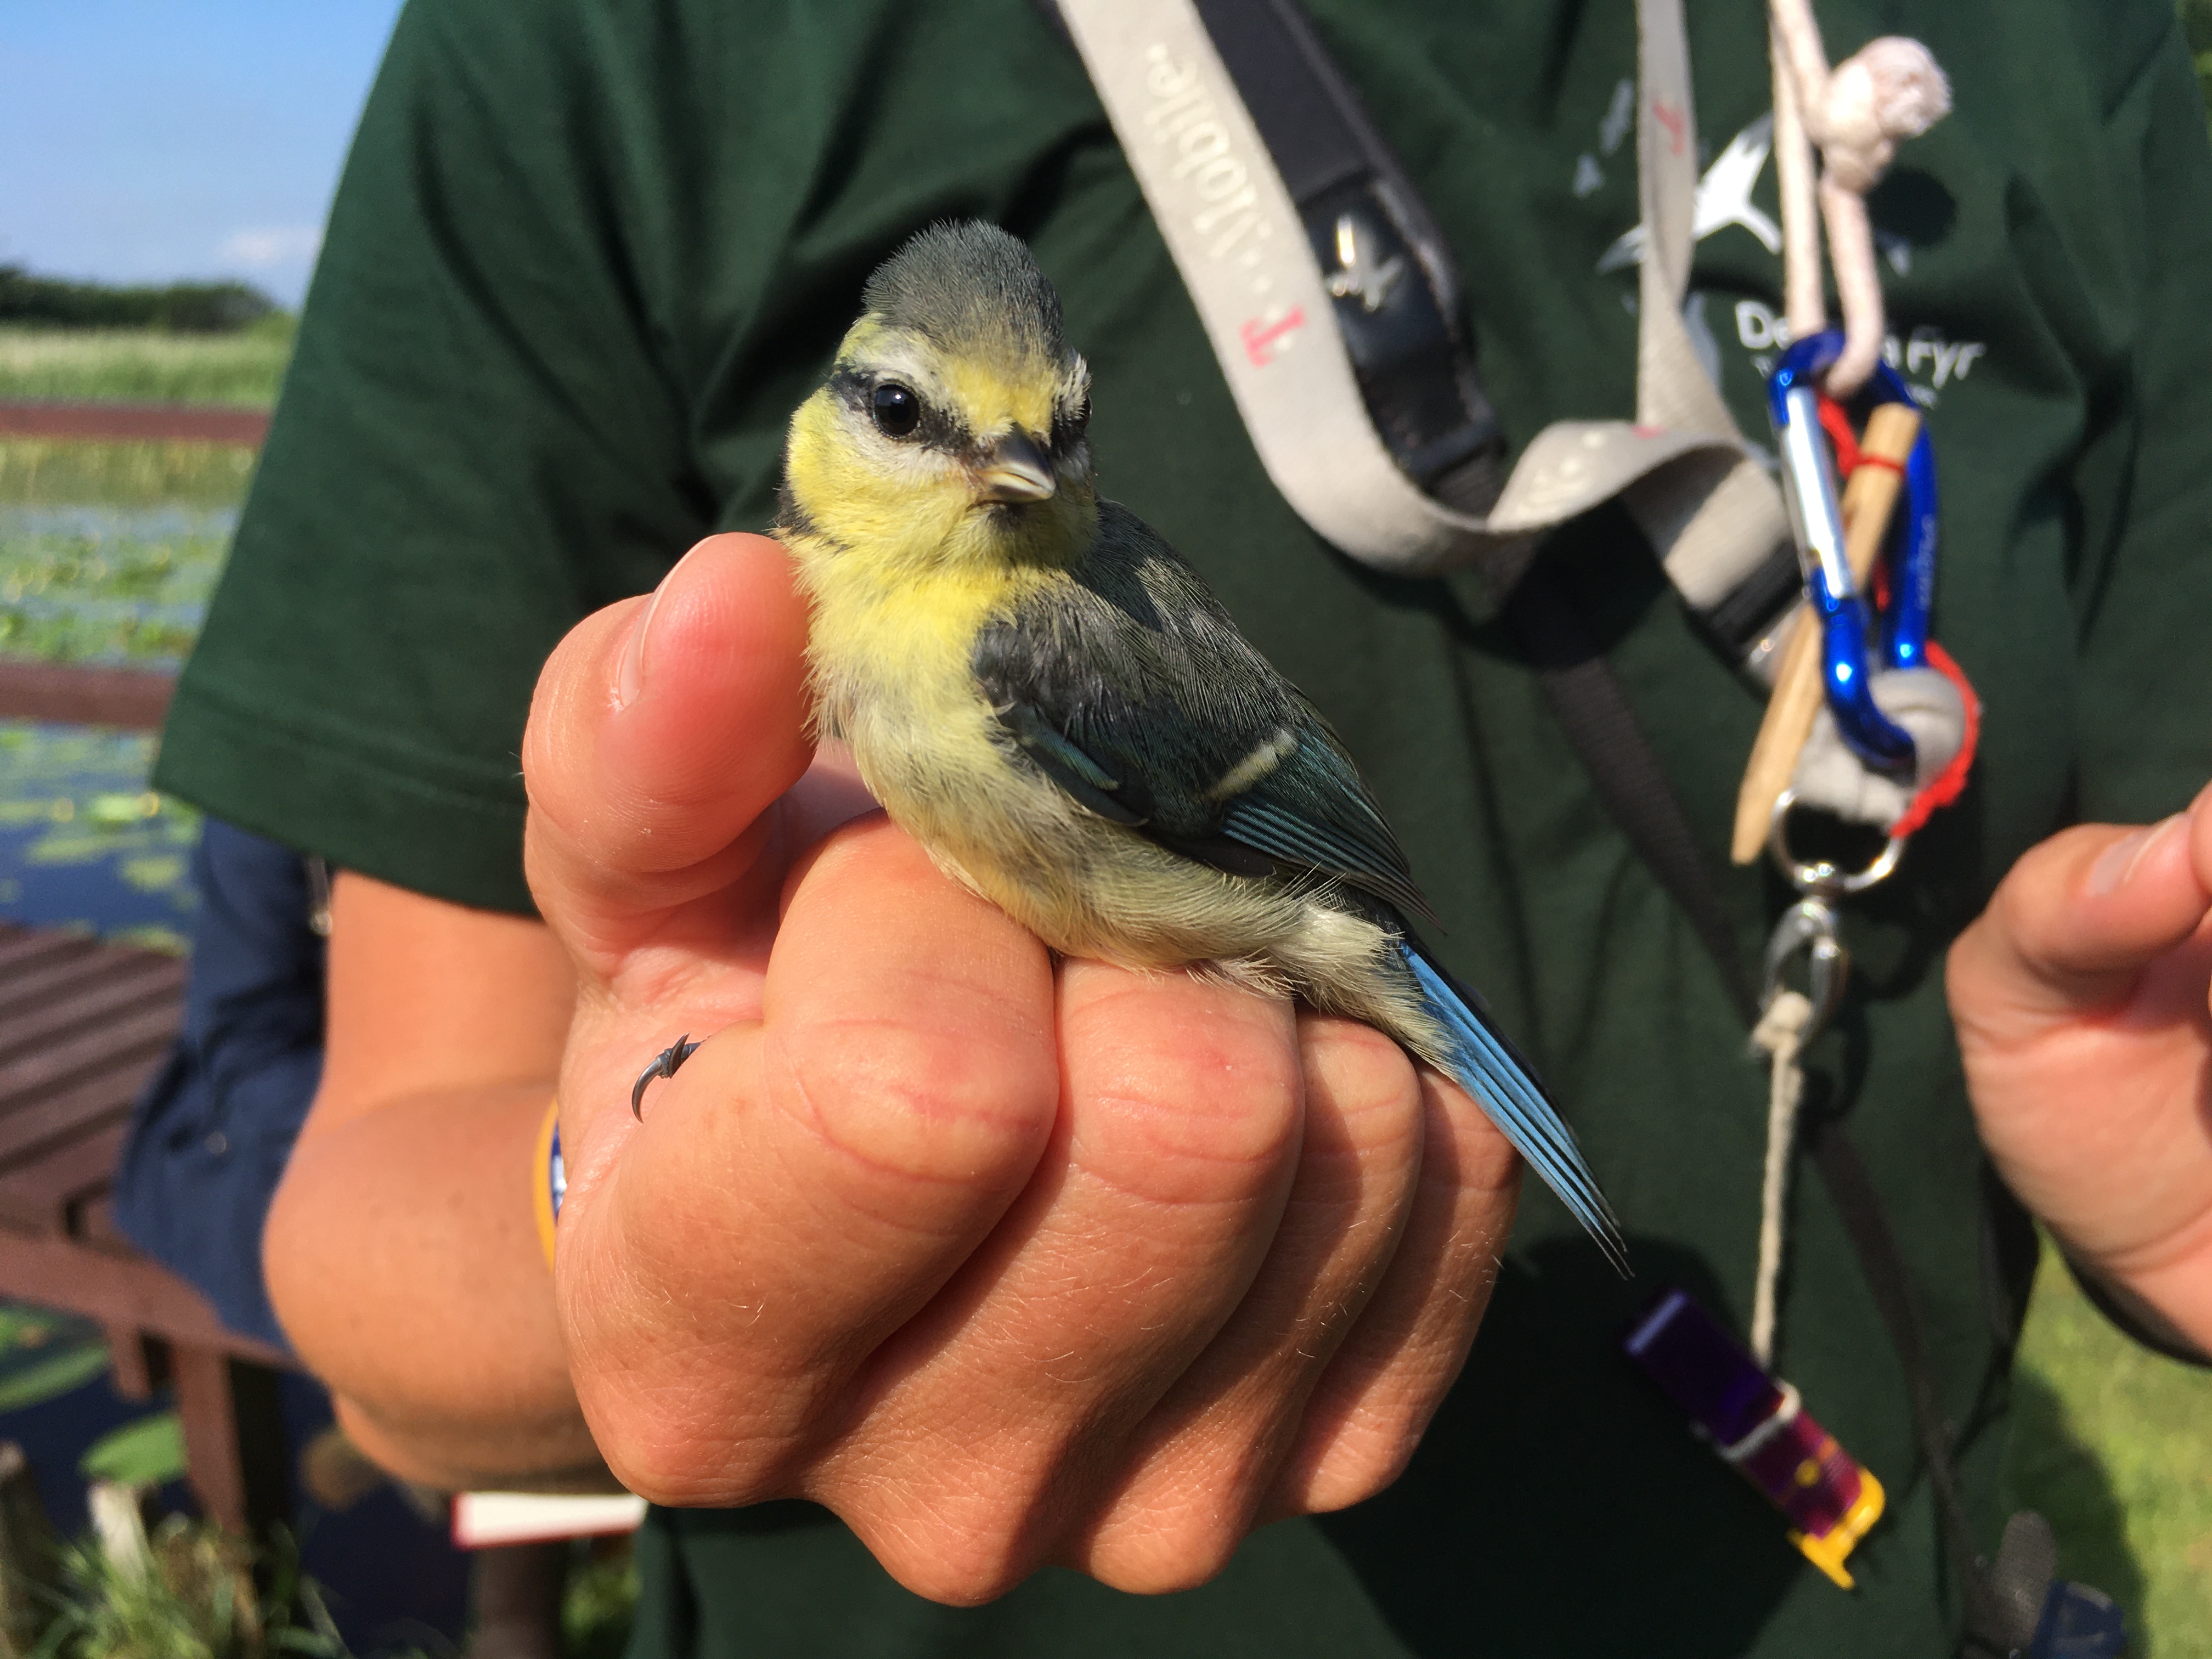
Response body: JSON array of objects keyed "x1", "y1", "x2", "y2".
[
  {"x1": 523, "y1": 533, "x2": 813, "y2": 964},
  {"x1": 1951, "y1": 785, "x2": 2212, "y2": 1025}
]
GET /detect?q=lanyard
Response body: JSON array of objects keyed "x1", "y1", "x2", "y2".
[{"x1": 1054, "y1": 0, "x2": 1791, "y2": 609}]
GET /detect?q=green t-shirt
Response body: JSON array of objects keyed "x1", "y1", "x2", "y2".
[{"x1": 156, "y1": 0, "x2": 2212, "y2": 1652}]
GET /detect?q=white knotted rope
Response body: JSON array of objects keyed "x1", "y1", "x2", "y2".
[
  {"x1": 1767, "y1": 0, "x2": 1952, "y2": 394},
  {"x1": 1747, "y1": 988, "x2": 1814, "y2": 1367}
]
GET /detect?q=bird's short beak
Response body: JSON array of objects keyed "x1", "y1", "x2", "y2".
[{"x1": 974, "y1": 432, "x2": 1057, "y2": 503}]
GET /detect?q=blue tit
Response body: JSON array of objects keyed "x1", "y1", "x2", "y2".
[{"x1": 772, "y1": 221, "x2": 1622, "y2": 1267}]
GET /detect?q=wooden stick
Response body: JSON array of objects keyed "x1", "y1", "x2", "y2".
[{"x1": 1728, "y1": 403, "x2": 1922, "y2": 864}]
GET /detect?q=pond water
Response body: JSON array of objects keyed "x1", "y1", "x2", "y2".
[
  {"x1": 0, "y1": 499, "x2": 224, "y2": 948},
  {"x1": 0, "y1": 502, "x2": 230, "y2": 668},
  {"x1": 0, "y1": 722, "x2": 198, "y2": 947}
]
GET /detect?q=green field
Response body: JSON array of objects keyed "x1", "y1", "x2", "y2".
[
  {"x1": 0, "y1": 319, "x2": 291, "y2": 408},
  {"x1": 2006, "y1": 1240, "x2": 2212, "y2": 1657},
  {"x1": 0, "y1": 437, "x2": 257, "y2": 511}
]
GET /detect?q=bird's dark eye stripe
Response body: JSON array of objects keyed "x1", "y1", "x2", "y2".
[
  {"x1": 827, "y1": 366, "x2": 873, "y2": 414},
  {"x1": 828, "y1": 367, "x2": 969, "y2": 451}
]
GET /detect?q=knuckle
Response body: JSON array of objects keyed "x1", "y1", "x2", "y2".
[
  {"x1": 1294, "y1": 1409, "x2": 1423, "y2": 1514},
  {"x1": 1077, "y1": 1000, "x2": 1305, "y2": 1189},
  {"x1": 570, "y1": 1350, "x2": 799, "y2": 1506},
  {"x1": 884, "y1": 1544, "x2": 1032, "y2": 1608},
  {"x1": 851, "y1": 1504, "x2": 1046, "y2": 1607},
  {"x1": 812, "y1": 1421, "x2": 1075, "y2": 1605},
  {"x1": 566, "y1": 1299, "x2": 806, "y2": 1508},
  {"x1": 599, "y1": 1443, "x2": 710, "y2": 1508},
  {"x1": 1312, "y1": 1442, "x2": 1417, "y2": 1514},
  {"x1": 1081, "y1": 1428, "x2": 1286, "y2": 1594},
  {"x1": 589, "y1": 1412, "x2": 770, "y2": 1510},
  {"x1": 1087, "y1": 1506, "x2": 1248, "y2": 1595},
  {"x1": 1300, "y1": 1014, "x2": 1421, "y2": 1127},
  {"x1": 773, "y1": 1015, "x2": 1056, "y2": 1189}
]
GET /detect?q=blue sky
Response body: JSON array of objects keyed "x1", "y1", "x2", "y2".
[{"x1": 1, "y1": 2, "x2": 404, "y2": 309}]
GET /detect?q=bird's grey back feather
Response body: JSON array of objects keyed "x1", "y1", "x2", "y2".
[{"x1": 974, "y1": 501, "x2": 1429, "y2": 919}]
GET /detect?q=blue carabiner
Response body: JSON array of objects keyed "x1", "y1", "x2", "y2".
[
  {"x1": 1862, "y1": 355, "x2": 1938, "y2": 676},
  {"x1": 1767, "y1": 331, "x2": 1920, "y2": 777}
]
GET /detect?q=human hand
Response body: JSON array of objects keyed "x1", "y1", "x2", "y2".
[
  {"x1": 520, "y1": 533, "x2": 1519, "y2": 1602},
  {"x1": 1947, "y1": 785, "x2": 2212, "y2": 1355}
]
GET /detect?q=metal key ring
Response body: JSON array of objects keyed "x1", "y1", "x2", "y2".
[
  {"x1": 1760, "y1": 899, "x2": 1849, "y2": 1042},
  {"x1": 1766, "y1": 788, "x2": 1907, "y2": 899}
]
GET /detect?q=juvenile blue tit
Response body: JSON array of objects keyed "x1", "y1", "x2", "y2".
[{"x1": 774, "y1": 221, "x2": 1622, "y2": 1266}]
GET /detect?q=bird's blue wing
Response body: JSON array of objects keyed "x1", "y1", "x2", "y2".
[
  {"x1": 1401, "y1": 940, "x2": 1626, "y2": 1271},
  {"x1": 1208, "y1": 726, "x2": 1435, "y2": 923}
]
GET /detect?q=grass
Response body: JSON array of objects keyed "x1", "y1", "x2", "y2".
[
  {"x1": 29, "y1": 1513, "x2": 631, "y2": 1659},
  {"x1": 0, "y1": 323, "x2": 290, "y2": 410},
  {"x1": 2004, "y1": 1236, "x2": 2212, "y2": 1658},
  {"x1": 562, "y1": 1548, "x2": 640, "y2": 1659},
  {"x1": 0, "y1": 444, "x2": 256, "y2": 514},
  {"x1": 36, "y1": 1518, "x2": 360, "y2": 1659}
]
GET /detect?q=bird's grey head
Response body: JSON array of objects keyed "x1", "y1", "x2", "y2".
[
  {"x1": 861, "y1": 221, "x2": 1070, "y2": 371},
  {"x1": 811, "y1": 221, "x2": 1093, "y2": 511}
]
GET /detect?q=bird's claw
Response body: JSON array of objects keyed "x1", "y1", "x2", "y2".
[{"x1": 631, "y1": 1034, "x2": 702, "y2": 1118}]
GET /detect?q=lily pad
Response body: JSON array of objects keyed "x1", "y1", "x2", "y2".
[{"x1": 80, "y1": 1409, "x2": 187, "y2": 1488}]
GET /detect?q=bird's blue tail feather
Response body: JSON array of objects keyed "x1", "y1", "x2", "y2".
[{"x1": 1398, "y1": 942, "x2": 1627, "y2": 1272}]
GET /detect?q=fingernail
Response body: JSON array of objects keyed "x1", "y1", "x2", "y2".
[
  {"x1": 2088, "y1": 815, "x2": 2181, "y2": 896},
  {"x1": 616, "y1": 549, "x2": 693, "y2": 710}
]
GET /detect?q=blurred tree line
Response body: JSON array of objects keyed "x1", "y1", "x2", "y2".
[{"x1": 0, "y1": 268, "x2": 276, "y2": 334}]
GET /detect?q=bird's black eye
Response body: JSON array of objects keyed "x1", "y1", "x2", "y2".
[{"x1": 871, "y1": 382, "x2": 921, "y2": 438}]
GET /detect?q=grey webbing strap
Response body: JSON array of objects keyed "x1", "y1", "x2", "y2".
[{"x1": 1056, "y1": 0, "x2": 1788, "y2": 600}]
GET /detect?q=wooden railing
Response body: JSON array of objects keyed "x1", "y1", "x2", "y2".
[
  {"x1": 0, "y1": 662, "x2": 173, "y2": 731},
  {"x1": 0, "y1": 402, "x2": 269, "y2": 448}
]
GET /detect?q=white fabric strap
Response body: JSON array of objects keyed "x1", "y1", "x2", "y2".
[
  {"x1": 1767, "y1": 0, "x2": 1951, "y2": 395},
  {"x1": 1747, "y1": 986, "x2": 1814, "y2": 1367},
  {"x1": 1058, "y1": 0, "x2": 1788, "y2": 598}
]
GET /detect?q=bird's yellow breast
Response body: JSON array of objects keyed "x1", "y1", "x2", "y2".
[
  {"x1": 779, "y1": 379, "x2": 1092, "y2": 833},
  {"x1": 798, "y1": 542, "x2": 1013, "y2": 748}
]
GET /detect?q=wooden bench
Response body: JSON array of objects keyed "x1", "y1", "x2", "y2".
[{"x1": 0, "y1": 664, "x2": 292, "y2": 1535}]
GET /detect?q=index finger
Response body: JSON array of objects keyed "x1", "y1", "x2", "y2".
[{"x1": 523, "y1": 533, "x2": 814, "y2": 965}]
